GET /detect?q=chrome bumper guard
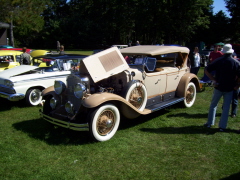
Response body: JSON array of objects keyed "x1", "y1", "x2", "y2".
[
  {"x1": 0, "y1": 92, "x2": 25, "y2": 101},
  {"x1": 39, "y1": 109, "x2": 89, "y2": 131}
]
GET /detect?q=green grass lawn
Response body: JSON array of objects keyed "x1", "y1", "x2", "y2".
[{"x1": 0, "y1": 67, "x2": 240, "y2": 180}]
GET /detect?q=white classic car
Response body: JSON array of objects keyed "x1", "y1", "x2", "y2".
[{"x1": 0, "y1": 54, "x2": 86, "y2": 106}]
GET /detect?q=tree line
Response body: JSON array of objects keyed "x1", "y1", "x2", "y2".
[{"x1": 0, "y1": 0, "x2": 239, "y2": 49}]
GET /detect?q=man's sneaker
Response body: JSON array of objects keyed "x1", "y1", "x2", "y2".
[
  {"x1": 203, "y1": 123, "x2": 211, "y2": 128},
  {"x1": 219, "y1": 128, "x2": 226, "y2": 132}
]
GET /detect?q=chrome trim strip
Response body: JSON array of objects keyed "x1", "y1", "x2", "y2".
[
  {"x1": 14, "y1": 75, "x2": 68, "y2": 84},
  {"x1": 0, "y1": 91, "x2": 25, "y2": 101},
  {"x1": 39, "y1": 109, "x2": 89, "y2": 131}
]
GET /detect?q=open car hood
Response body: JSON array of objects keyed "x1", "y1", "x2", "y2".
[
  {"x1": 0, "y1": 65, "x2": 38, "y2": 79},
  {"x1": 83, "y1": 47, "x2": 129, "y2": 83}
]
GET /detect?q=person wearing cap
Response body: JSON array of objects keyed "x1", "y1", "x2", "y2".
[{"x1": 203, "y1": 44, "x2": 240, "y2": 132}]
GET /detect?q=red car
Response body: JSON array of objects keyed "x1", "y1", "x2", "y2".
[{"x1": 0, "y1": 48, "x2": 33, "y2": 54}]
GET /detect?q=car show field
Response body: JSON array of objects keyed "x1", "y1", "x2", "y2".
[{"x1": 0, "y1": 49, "x2": 239, "y2": 179}]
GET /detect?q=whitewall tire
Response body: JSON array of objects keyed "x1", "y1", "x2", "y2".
[
  {"x1": 124, "y1": 81, "x2": 147, "y2": 111},
  {"x1": 183, "y1": 82, "x2": 196, "y2": 108},
  {"x1": 89, "y1": 104, "x2": 120, "y2": 142},
  {"x1": 25, "y1": 88, "x2": 42, "y2": 106}
]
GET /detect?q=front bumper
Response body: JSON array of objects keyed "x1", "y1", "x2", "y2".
[
  {"x1": 39, "y1": 109, "x2": 89, "y2": 131},
  {"x1": 0, "y1": 91, "x2": 25, "y2": 101}
]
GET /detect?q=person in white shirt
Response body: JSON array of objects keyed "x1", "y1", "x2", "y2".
[{"x1": 190, "y1": 47, "x2": 201, "y2": 75}]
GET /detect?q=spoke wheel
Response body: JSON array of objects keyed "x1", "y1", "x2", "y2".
[
  {"x1": 89, "y1": 104, "x2": 120, "y2": 142},
  {"x1": 183, "y1": 82, "x2": 196, "y2": 108},
  {"x1": 124, "y1": 82, "x2": 147, "y2": 111},
  {"x1": 97, "y1": 109, "x2": 116, "y2": 135}
]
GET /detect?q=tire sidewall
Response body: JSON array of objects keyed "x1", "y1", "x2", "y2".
[
  {"x1": 123, "y1": 81, "x2": 147, "y2": 111},
  {"x1": 184, "y1": 82, "x2": 196, "y2": 108},
  {"x1": 26, "y1": 88, "x2": 42, "y2": 106},
  {"x1": 90, "y1": 104, "x2": 120, "y2": 142}
]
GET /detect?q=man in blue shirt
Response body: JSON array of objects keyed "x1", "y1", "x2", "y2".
[{"x1": 204, "y1": 44, "x2": 240, "y2": 131}]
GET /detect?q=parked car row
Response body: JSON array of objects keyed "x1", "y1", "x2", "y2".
[{"x1": 0, "y1": 49, "x2": 53, "y2": 71}]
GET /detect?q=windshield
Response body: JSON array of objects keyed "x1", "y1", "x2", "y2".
[{"x1": 32, "y1": 57, "x2": 82, "y2": 71}]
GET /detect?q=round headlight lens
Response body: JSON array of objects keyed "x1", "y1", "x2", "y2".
[
  {"x1": 54, "y1": 80, "x2": 66, "y2": 95},
  {"x1": 50, "y1": 97, "x2": 57, "y2": 109},
  {"x1": 74, "y1": 83, "x2": 86, "y2": 99},
  {"x1": 4, "y1": 80, "x2": 14, "y2": 88},
  {"x1": 65, "y1": 101, "x2": 74, "y2": 114}
]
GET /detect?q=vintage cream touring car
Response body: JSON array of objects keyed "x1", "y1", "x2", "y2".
[{"x1": 40, "y1": 46, "x2": 200, "y2": 141}]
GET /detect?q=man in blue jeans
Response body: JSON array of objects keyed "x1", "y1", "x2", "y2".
[{"x1": 204, "y1": 44, "x2": 240, "y2": 132}]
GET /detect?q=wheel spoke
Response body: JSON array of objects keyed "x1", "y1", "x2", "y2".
[
  {"x1": 96, "y1": 110, "x2": 115, "y2": 135},
  {"x1": 129, "y1": 87, "x2": 144, "y2": 108}
]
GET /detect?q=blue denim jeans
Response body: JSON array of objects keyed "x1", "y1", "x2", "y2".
[
  {"x1": 207, "y1": 88, "x2": 233, "y2": 129},
  {"x1": 231, "y1": 88, "x2": 239, "y2": 116}
]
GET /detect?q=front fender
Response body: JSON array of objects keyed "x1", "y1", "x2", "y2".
[
  {"x1": 82, "y1": 92, "x2": 151, "y2": 119},
  {"x1": 176, "y1": 73, "x2": 200, "y2": 97},
  {"x1": 42, "y1": 85, "x2": 55, "y2": 97}
]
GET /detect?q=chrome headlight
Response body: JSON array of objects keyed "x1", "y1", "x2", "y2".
[
  {"x1": 74, "y1": 83, "x2": 86, "y2": 99},
  {"x1": 54, "y1": 80, "x2": 66, "y2": 95},
  {"x1": 50, "y1": 97, "x2": 57, "y2": 109},
  {"x1": 4, "y1": 80, "x2": 14, "y2": 88},
  {"x1": 65, "y1": 101, "x2": 74, "y2": 114}
]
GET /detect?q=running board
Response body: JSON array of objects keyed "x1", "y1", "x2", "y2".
[{"x1": 146, "y1": 97, "x2": 185, "y2": 112}]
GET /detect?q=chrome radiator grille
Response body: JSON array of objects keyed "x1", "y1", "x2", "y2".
[{"x1": 65, "y1": 75, "x2": 82, "y2": 111}]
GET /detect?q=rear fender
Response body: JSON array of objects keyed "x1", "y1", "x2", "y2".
[{"x1": 176, "y1": 73, "x2": 200, "y2": 97}]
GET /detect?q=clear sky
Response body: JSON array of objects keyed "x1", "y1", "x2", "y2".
[{"x1": 213, "y1": 0, "x2": 230, "y2": 16}]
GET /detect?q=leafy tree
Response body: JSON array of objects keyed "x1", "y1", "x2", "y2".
[
  {"x1": 0, "y1": 0, "x2": 227, "y2": 49},
  {"x1": 39, "y1": 0, "x2": 69, "y2": 49},
  {"x1": 225, "y1": 0, "x2": 240, "y2": 42},
  {"x1": 0, "y1": 0, "x2": 49, "y2": 47}
]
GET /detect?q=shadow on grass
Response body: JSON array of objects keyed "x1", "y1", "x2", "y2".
[
  {"x1": 119, "y1": 108, "x2": 171, "y2": 130},
  {"x1": 140, "y1": 125, "x2": 238, "y2": 135},
  {"x1": 0, "y1": 97, "x2": 31, "y2": 111},
  {"x1": 119, "y1": 105, "x2": 221, "y2": 131},
  {"x1": 167, "y1": 112, "x2": 222, "y2": 119},
  {"x1": 12, "y1": 118, "x2": 94, "y2": 145},
  {"x1": 12, "y1": 108, "x2": 173, "y2": 145},
  {"x1": 220, "y1": 172, "x2": 240, "y2": 179}
]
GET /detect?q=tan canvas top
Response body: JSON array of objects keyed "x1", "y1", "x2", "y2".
[{"x1": 120, "y1": 45, "x2": 190, "y2": 55}]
